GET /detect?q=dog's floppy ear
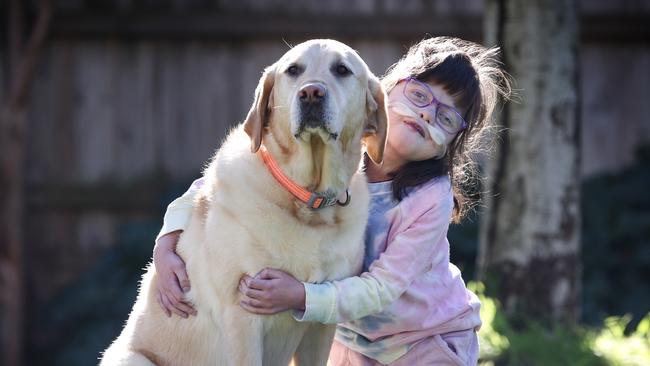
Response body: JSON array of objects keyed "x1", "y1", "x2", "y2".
[
  {"x1": 362, "y1": 75, "x2": 388, "y2": 164},
  {"x1": 244, "y1": 65, "x2": 276, "y2": 153}
]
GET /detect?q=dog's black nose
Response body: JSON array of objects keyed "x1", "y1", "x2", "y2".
[{"x1": 299, "y1": 83, "x2": 327, "y2": 104}]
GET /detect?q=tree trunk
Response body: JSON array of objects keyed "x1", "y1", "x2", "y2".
[{"x1": 478, "y1": 0, "x2": 581, "y2": 325}]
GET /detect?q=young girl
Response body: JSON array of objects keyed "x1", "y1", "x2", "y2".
[{"x1": 153, "y1": 37, "x2": 510, "y2": 365}]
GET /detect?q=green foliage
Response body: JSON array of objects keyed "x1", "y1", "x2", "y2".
[
  {"x1": 471, "y1": 281, "x2": 650, "y2": 366},
  {"x1": 468, "y1": 282, "x2": 509, "y2": 361},
  {"x1": 591, "y1": 315, "x2": 650, "y2": 366}
]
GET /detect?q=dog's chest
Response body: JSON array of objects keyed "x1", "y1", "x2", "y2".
[
  {"x1": 205, "y1": 189, "x2": 366, "y2": 283},
  {"x1": 256, "y1": 213, "x2": 364, "y2": 282},
  {"x1": 205, "y1": 139, "x2": 369, "y2": 282}
]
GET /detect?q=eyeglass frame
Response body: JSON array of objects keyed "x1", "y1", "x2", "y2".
[{"x1": 399, "y1": 77, "x2": 469, "y2": 135}]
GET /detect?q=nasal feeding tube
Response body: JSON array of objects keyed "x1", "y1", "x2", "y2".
[{"x1": 388, "y1": 102, "x2": 447, "y2": 146}]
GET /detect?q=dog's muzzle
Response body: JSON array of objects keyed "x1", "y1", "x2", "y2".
[
  {"x1": 298, "y1": 82, "x2": 328, "y2": 130},
  {"x1": 294, "y1": 82, "x2": 338, "y2": 140}
]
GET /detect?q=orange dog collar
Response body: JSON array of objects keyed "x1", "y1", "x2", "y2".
[{"x1": 259, "y1": 145, "x2": 350, "y2": 210}]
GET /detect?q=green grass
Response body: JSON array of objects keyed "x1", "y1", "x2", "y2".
[{"x1": 470, "y1": 282, "x2": 650, "y2": 366}]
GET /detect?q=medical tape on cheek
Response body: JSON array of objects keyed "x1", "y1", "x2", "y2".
[
  {"x1": 426, "y1": 124, "x2": 447, "y2": 146},
  {"x1": 389, "y1": 102, "x2": 447, "y2": 146},
  {"x1": 388, "y1": 102, "x2": 419, "y2": 119}
]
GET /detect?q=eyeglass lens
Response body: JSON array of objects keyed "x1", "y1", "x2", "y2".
[{"x1": 404, "y1": 79, "x2": 464, "y2": 133}]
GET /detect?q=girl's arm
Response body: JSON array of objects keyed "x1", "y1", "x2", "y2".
[
  {"x1": 153, "y1": 178, "x2": 203, "y2": 317},
  {"x1": 239, "y1": 198, "x2": 453, "y2": 323}
]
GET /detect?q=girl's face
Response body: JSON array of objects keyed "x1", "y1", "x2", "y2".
[{"x1": 384, "y1": 79, "x2": 460, "y2": 166}]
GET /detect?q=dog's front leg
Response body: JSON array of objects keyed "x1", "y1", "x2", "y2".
[
  {"x1": 220, "y1": 305, "x2": 264, "y2": 366},
  {"x1": 292, "y1": 324, "x2": 336, "y2": 366}
]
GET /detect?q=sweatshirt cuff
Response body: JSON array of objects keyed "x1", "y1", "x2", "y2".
[
  {"x1": 292, "y1": 282, "x2": 337, "y2": 324},
  {"x1": 155, "y1": 207, "x2": 192, "y2": 242}
]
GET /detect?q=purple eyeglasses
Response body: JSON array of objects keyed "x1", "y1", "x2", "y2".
[{"x1": 400, "y1": 77, "x2": 468, "y2": 134}]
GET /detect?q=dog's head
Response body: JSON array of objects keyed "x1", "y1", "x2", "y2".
[{"x1": 243, "y1": 39, "x2": 388, "y2": 165}]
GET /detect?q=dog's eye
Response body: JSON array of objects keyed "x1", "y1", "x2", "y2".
[
  {"x1": 334, "y1": 64, "x2": 352, "y2": 77},
  {"x1": 286, "y1": 65, "x2": 302, "y2": 76}
]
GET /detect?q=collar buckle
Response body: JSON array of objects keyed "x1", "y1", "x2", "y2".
[{"x1": 307, "y1": 192, "x2": 338, "y2": 210}]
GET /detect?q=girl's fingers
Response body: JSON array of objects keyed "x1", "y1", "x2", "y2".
[
  {"x1": 173, "y1": 265, "x2": 191, "y2": 292},
  {"x1": 160, "y1": 294, "x2": 174, "y2": 316},
  {"x1": 247, "y1": 278, "x2": 272, "y2": 291},
  {"x1": 162, "y1": 293, "x2": 188, "y2": 318},
  {"x1": 156, "y1": 291, "x2": 171, "y2": 317},
  {"x1": 241, "y1": 286, "x2": 266, "y2": 301},
  {"x1": 241, "y1": 274, "x2": 254, "y2": 283},
  {"x1": 244, "y1": 297, "x2": 271, "y2": 309},
  {"x1": 239, "y1": 278, "x2": 266, "y2": 298},
  {"x1": 241, "y1": 275, "x2": 264, "y2": 290},
  {"x1": 160, "y1": 293, "x2": 174, "y2": 318},
  {"x1": 164, "y1": 288, "x2": 195, "y2": 317},
  {"x1": 239, "y1": 300, "x2": 262, "y2": 314},
  {"x1": 167, "y1": 276, "x2": 187, "y2": 303},
  {"x1": 172, "y1": 299, "x2": 197, "y2": 316},
  {"x1": 239, "y1": 300, "x2": 276, "y2": 315},
  {"x1": 165, "y1": 289, "x2": 197, "y2": 316},
  {"x1": 162, "y1": 277, "x2": 196, "y2": 316},
  {"x1": 256, "y1": 268, "x2": 283, "y2": 280},
  {"x1": 164, "y1": 284, "x2": 185, "y2": 308}
]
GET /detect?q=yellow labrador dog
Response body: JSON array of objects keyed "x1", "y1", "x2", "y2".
[{"x1": 100, "y1": 39, "x2": 387, "y2": 366}]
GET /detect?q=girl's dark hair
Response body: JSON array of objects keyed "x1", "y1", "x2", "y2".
[{"x1": 380, "y1": 37, "x2": 511, "y2": 223}]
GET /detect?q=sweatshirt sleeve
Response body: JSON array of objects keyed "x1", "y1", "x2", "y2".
[
  {"x1": 294, "y1": 192, "x2": 453, "y2": 324},
  {"x1": 155, "y1": 178, "x2": 204, "y2": 242}
]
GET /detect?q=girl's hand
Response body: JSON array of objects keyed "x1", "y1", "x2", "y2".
[
  {"x1": 153, "y1": 231, "x2": 197, "y2": 318},
  {"x1": 238, "y1": 268, "x2": 306, "y2": 315}
]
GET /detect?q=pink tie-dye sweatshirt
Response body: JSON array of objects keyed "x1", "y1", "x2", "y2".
[
  {"x1": 158, "y1": 176, "x2": 481, "y2": 364},
  {"x1": 292, "y1": 177, "x2": 481, "y2": 364}
]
